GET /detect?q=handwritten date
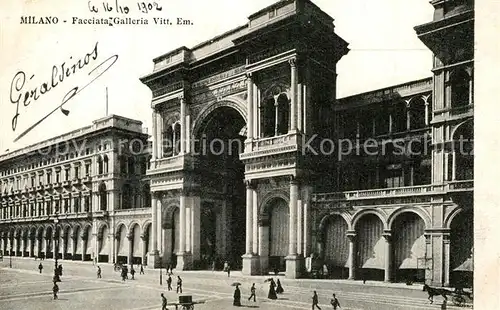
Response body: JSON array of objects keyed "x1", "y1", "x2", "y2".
[{"x1": 88, "y1": 0, "x2": 162, "y2": 14}]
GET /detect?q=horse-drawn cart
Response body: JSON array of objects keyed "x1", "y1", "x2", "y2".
[
  {"x1": 169, "y1": 295, "x2": 205, "y2": 310},
  {"x1": 449, "y1": 289, "x2": 473, "y2": 307}
]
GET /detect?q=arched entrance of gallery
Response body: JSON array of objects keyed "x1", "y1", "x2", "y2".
[{"x1": 194, "y1": 104, "x2": 247, "y2": 270}]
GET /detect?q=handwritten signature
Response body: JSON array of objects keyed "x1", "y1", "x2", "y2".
[{"x1": 9, "y1": 42, "x2": 118, "y2": 142}]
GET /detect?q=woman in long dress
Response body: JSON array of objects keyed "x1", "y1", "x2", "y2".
[
  {"x1": 267, "y1": 279, "x2": 278, "y2": 299},
  {"x1": 233, "y1": 285, "x2": 242, "y2": 306},
  {"x1": 276, "y1": 279, "x2": 284, "y2": 294}
]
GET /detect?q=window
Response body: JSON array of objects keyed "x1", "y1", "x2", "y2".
[
  {"x1": 128, "y1": 157, "x2": 135, "y2": 175},
  {"x1": 99, "y1": 183, "x2": 107, "y2": 211},
  {"x1": 55, "y1": 171, "x2": 60, "y2": 183},
  {"x1": 74, "y1": 166, "x2": 79, "y2": 179},
  {"x1": 409, "y1": 97, "x2": 427, "y2": 130},
  {"x1": 85, "y1": 163, "x2": 91, "y2": 176},
  {"x1": 64, "y1": 169, "x2": 69, "y2": 181},
  {"x1": 391, "y1": 102, "x2": 407, "y2": 133},
  {"x1": 384, "y1": 164, "x2": 404, "y2": 188},
  {"x1": 276, "y1": 94, "x2": 290, "y2": 135},
  {"x1": 261, "y1": 98, "x2": 277, "y2": 138},
  {"x1": 450, "y1": 69, "x2": 471, "y2": 109},
  {"x1": 46, "y1": 172, "x2": 52, "y2": 184},
  {"x1": 163, "y1": 126, "x2": 174, "y2": 157}
]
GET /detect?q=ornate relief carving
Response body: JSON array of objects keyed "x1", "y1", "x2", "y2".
[
  {"x1": 192, "y1": 66, "x2": 246, "y2": 90},
  {"x1": 191, "y1": 80, "x2": 246, "y2": 104}
]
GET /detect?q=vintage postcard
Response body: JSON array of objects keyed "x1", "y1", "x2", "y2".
[{"x1": 0, "y1": 0, "x2": 491, "y2": 309}]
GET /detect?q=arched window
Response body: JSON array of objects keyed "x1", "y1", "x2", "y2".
[
  {"x1": 391, "y1": 101, "x2": 407, "y2": 133},
  {"x1": 97, "y1": 156, "x2": 103, "y2": 175},
  {"x1": 103, "y1": 155, "x2": 109, "y2": 173},
  {"x1": 142, "y1": 184, "x2": 151, "y2": 208},
  {"x1": 450, "y1": 69, "x2": 471, "y2": 109},
  {"x1": 119, "y1": 156, "x2": 127, "y2": 174},
  {"x1": 276, "y1": 94, "x2": 290, "y2": 135},
  {"x1": 453, "y1": 121, "x2": 473, "y2": 180},
  {"x1": 128, "y1": 157, "x2": 135, "y2": 175},
  {"x1": 121, "y1": 184, "x2": 132, "y2": 209},
  {"x1": 99, "y1": 183, "x2": 107, "y2": 211},
  {"x1": 409, "y1": 97, "x2": 426, "y2": 130},
  {"x1": 261, "y1": 98, "x2": 276, "y2": 138},
  {"x1": 173, "y1": 123, "x2": 181, "y2": 155},
  {"x1": 163, "y1": 126, "x2": 174, "y2": 157}
]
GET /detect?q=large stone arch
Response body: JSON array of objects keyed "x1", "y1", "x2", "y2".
[
  {"x1": 163, "y1": 204, "x2": 179, "y2": 229},
  {"x1": 259, "y1": 191, "x2": 290, "y2": 223},
  {"x1": 191, "y1": 97, "x2": 248, "y2": 139},
  {"x1": 351, "y1": 208, "x2": 389, "y2": 231},
  {"x1": 387, "y1": 206, "x2": 431, "y2": 230},
  {"x1": 444, "y1": 205, "x2": 465, "y2": 229},
  {"x1": 318, "y1": 211, "x2": 353, "y2": 232},
  {"x1": 451, "y1": 118, "x2": 473, "y2": 141}
]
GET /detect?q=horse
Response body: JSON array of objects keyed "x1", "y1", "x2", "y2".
[{"x1": 423, "y1": 284, "x2": 450, "y2": 304}]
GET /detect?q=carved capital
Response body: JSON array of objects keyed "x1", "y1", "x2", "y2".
[
  {"x1": 140, "y1": 234, "x2": 147, "y2": 241},
  {"x1": 289, "y1": 175, "x2": 299, "y2": 186},
  {"x1": 126, "y1": 234, "x2": 133, "y2": 241},
  {"x1": 289, "y1": 58, "x2": 297, "y2": 68},
  {"x1": 245, "y1": 180, "x2": 256, "y2": 190},
  {"x1": 382, "y1": 231, "x2": 392, "y2": 242},
  {"x1": 346, "y1": 231, "x2": 357, "y2": 242}
]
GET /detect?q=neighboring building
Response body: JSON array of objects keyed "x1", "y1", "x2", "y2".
[
  {"x1": 140, "y1": 0, "x2": 473, "y2": 287},
  {"x1": 0, "y1": 115, "x2": 152, "y2": 266}
]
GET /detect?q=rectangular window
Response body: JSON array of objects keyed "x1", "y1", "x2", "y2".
[{"x1": 74, "y1": 166, "x2": 79, "y2": 179}]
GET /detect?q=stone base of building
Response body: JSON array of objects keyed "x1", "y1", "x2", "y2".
[
  {"x1": 176, "y1": 252, "x2": 192, "y2": 270},
  {"x1": 148, "y1": 251, "x2": 161, "y2": 268},
  {"x1": 285, "y1": 255, "x2": 304, "y2": 279},
  {"x1": 259, "y1": 256, "x2": 269, "y2": 275},
  {"x1": 242, "y1": 254, "x2": 260, "y2": 275}
]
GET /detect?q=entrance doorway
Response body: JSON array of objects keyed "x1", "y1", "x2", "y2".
[{"x1": 195, "y1": 105, "x2": 246, "y2": 270}]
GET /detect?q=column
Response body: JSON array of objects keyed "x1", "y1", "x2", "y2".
[
  {"x1": 246, "y1": 74, "x2": 254, "y2": 140},
  {"x1": 289, "y1": 179, "x2": 298, "y2": 255},
  {"x1": 185, "y1": 206, "x2": 191, "y2": 253},
  {"x1": 383, "y1": 231, "x2": 392, "y2": 282},
  {"x1": 157, "y1": 109, "x2": 164, "y2": 158},
  {"x1": 297, "y1": 200, "x2": 303, "y2": 256},
  {"x1": 252, "y1": 189, "x2": 258, "y2": 255},
  {"x1": 141, "y1": 234, "x2": 147, "y2": 265},
  {"x1": 347, "y1": 231, "x2": 356, "y2": 280},
  {"x1": 148, "y1": 193, "x2": 160, "y2": 268},
  {"x1": 152, "y1": 111, "x2": 158, "y2": 159},
  {"x1": 180, "y1": 96, "x2": 186, "y2": 154},
  {"x1": 179, "y1": 194, "x2": 186, "y2": 253},
  {"x1": 245, "y1": 181, "x2": 253, "y2": 255},
  {"x1": 451, "y1": 150, "x2": 456, "y2": 181},
  {"x1": 285, "y1": 177, "x2": 301, "y2": 279},
  {"x1": 303, "y1": 188, "x2": 311, "y2": 256},
  {"x1": 289, "y1": 58, "x2": 298, "y2": 132}
]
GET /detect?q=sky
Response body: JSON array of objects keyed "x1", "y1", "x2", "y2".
[{"x1": 0, "y1": 0, "x2": 433, "y2": 154}]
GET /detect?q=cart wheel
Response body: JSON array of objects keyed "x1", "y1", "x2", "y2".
[{"x1": 452, "y1": 295, "x2": 465, "y2": 306}]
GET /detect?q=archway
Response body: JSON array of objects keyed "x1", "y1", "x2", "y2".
[
  {"x1": 74, "y1": 225, "x2": 83, "y2": 260},
  {"x1": 268, "y1": 197, "x2": 289, "y2": 273},
  {"x1": 116, "y1": 224, "x2": 128, "y2": 264},
  {"x1": 322, "y1": 215, "x2": 349, "y2": 279},
  {"x1": 65, "y1": 226, "x2": 73, "y2": 259},
  {"x1": 98, "y1": 224, "x2": 110, "y2": 262},
  {"x1": 355, "y1": 214, "x2": 385, "y2": 281},
  {"x1": 450, "y1": 209, "x2": 473, "y2": 287},
  {"x1": 391, "y1": 212, "x2": 426, "y2": 283},
  {"x1": 195, "y1": 105, "x2": 247, "y2": 269},
  {"x1": 130, "y1": 223, "x2": 141, "y2": 264},
  {"x1": 84, "y1": 225, "x2": 93, "y2": 261},
  {"x1": 44, "y1": 226, "x2": 53, "y2": 259}
]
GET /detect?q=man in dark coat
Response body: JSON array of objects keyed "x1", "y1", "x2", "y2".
[
  {"x1": 130, "y1": 266, "x2": 136, "y2": 279},
  {"x1": 248, "y1": 283, "x2": 256, "y2": 302},
  {"x1": 276, "y1": 279, "x2": 284, "y2": 294},
  {"x1": 167, "y1": 275, "x2": 173, "y2": 291},
  {"x1": 52, "y1": 283, "x2": 59, "y2": 300},
  {"x1": 176, "y1": 276, "x2": 183, "y2": 293},
  {"x1": 233, "y1": 285, "x2": 241, "y2": 306},
  {"x1": 312, "y1": 291, "x2": 321, "y2": 309},
  {"x1": 38, "y1": 263, "x2": 43, "y2": 273},
  {"x1": 267, "y1": 279, "x2": 277, "y2": 300},
  {"x1": 330, "y1": 293, "x2": 341, "y2": 310},
  {"x1": 161, "y1": 293, "x2": 168, "y2": 310}
]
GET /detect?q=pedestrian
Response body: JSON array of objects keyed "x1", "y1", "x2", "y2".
[
  {"x1": 97, "y1": 266, "x2": 102, "y2": 279},
  {"x1": 330, "y1": 293, "x2": 341, "y2": 310},
  {"x1": 227, "y1": 262, "x2": 231, "y2": 277},
  {"x1": 312, "y1": 291, "x2": 321, "y2": 310},
  {"x1": 130, "y1": 266, "x2": 136, "y2": 280},
  {"x1": 248, "y1": 283, "x2": 256, "y2": 302},
  {"x1": 121, "y1": 268, "x2": 127, "y2": 282},
  {"x1": 233, "y1": 285, "x2": 241, "y2": 306},
  {"x1": 267, "y1": 279, "x2": 277, "y2": 300},
  {"x1": 167, "y1": 275, "x2": 173, "y2": 291},
  {"x1": 212, "y1": 260, "x2": 216, "y2": 272},
  {"x1": 58, "y1": 264, "x2": 63, "y2": 276},
  {"x1": 276, "y1": 279, "x2": 284, "y2": 294},
  {"x1": 140, "y1": 264, "x2": 144, "y2": 275},
  {"x1": 38, "y1": 263, "x2": 43, "y2": 273},
  {"x1": 52, "y1": 283, "x2": 59, "y2": 300},
  {"x1": 176, "y1": 276, "x2": 183, "y2": 293},
  {"x1": 161, "y1": 293, "x2": 168, "y2": 310},
  {"x1": 441, "y1": 299, "x2": 447, "y2": 310}
]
